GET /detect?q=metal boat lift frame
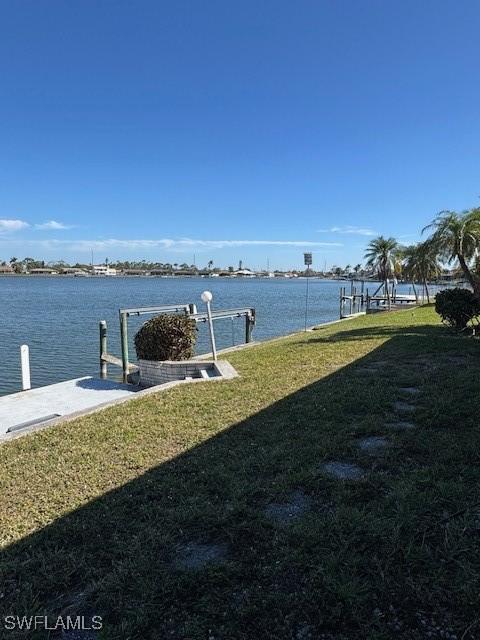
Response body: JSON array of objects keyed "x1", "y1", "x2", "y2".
[{"x1": 100, "y1": 303, "x2": 256, "y2": 382}]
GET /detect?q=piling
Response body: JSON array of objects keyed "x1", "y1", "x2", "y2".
[
  {"x1": 120, "y1": 311, "x2": 129, "y2": 383},
  {"x1": 20, "y1": 344, "x2": 31, "y2": 391},
  {"x1": 99, "y1": 320, "x2": 107, "y2": 379},
  {"x1": 245, "y1": 313, "x2": 254, "y2": 343}
]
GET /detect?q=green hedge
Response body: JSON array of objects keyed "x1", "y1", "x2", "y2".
[{"x1": 435, "y1": 288, "x2": 480, "y2": 330}]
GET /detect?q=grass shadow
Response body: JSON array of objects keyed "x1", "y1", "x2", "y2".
[
  {"x1": 1, "y1": 330, "x2": 479, "y2": 639},
  {"x1": 306, "y1": 323, "x2": 450, "y2": 343}
]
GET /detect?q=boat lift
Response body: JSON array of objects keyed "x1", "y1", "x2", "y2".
[{"x1": 100, "y1": 303, "x2": 256, "y2": 382}]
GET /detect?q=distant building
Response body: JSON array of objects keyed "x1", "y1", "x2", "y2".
[
  {"x1": 122, "y1": 269, "x2": 148, "y2": 276},
  {"x1": 0, "y1": 264, "x2": 14, "y2": 274},
  {"x1": 29, "y1": 268, "x2": 58, "y2": 275},
  {"x1": 150, "y1": 269, "x2": 171, "y2": 276},
  {"x1": 92, "y1": 265, "x2": 117, "y2": 276}
]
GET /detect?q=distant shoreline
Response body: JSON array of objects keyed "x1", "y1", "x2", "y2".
[
  {"x1": 0, "y1": 273, "x2": 356, "y2": 280},
  {"x1": 0, "y1": 273, "x2": 459, "y2": 286}
]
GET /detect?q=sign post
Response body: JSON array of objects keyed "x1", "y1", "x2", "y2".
[{"x1": 303, "y1": 253, "x2": 313, "y2": 331}]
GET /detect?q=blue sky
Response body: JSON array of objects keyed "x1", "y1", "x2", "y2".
[{"x1": 0, "y1": 0, "x2": 479, "y2": 270}]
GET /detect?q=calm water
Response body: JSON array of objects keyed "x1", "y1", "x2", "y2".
[{"x1": 0, "y1": 276, "x2": 416, "y2": 396}]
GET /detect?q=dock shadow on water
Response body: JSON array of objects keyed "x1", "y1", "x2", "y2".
[{"x1": 1, "y1": 326, "x2": 479, "y2": 639}]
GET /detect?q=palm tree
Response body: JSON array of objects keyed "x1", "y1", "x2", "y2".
[
  {"x1": 423, "y1": 208, "x2": 480, "y2": 296},
  {"x1": 403, "y1": 241, "x2": 440, "y2": 303},
  {"x1": 364, "y1": 236, "x2": 399, "y2": 308}
]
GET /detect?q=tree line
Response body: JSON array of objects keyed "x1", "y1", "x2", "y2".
[{"x1": 364, "y1": 208, "x2": 480, "y2": 301}]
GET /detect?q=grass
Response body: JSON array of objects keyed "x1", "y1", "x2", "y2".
[{"x1": 0, "y1": 306, "x2": 479, "y2": 639}]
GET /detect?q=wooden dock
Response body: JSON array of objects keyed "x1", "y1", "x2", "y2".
[{"x1": 339, "y1": 281, "x2": 422, "y2": 318}]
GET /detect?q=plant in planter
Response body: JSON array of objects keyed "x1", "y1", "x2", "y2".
[
  {"x1": 135, "y1": 314, "x2": 197, "y2": 386},
  {"x1": 435, "y1": 288, "x2": 480, "y2": 331}
]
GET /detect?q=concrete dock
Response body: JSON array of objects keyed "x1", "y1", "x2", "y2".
[{"x1": 0, "y1": 377, "x2": 142, "y2": 437}]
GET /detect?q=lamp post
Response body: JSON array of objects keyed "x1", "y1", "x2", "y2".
[{"x1": 201, "y1": 290, "x2": 217, "y2": 360}]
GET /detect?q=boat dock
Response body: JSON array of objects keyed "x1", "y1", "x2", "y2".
[
  {"x1": 339, "y1": 281, "x2": 423, "y2": 318},
  {"x1": 0, "y1": 377, "x2": 142, "y2": 439}
]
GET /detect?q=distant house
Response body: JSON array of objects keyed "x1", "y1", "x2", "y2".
[
  {"x1": 172, "y1": 269, "x2": 197, "y2": 276},
  {"x1": 150, "y1": 269, "x2": 170, "y2": 276},
  {"x1": 92, "y1": 265, "x2": 117, "y2": 276},
  {"x1": 29, "y1": 268, "x2": 58, "y2": 275},
  {"x1": 122, "y1": 269, "x2": 148, "y2": 276},
  {"x1": 0, "y1": 264, "x2": 14, "y2": 274}
]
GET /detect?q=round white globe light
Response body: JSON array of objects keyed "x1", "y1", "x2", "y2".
[{"x1": 201, "y1": 290, "x2": 213, "y2": 303}]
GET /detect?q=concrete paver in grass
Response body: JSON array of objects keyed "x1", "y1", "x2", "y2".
[
  {"x1": 443, "y1": 354, "x2": 470, "y2": 365},
  {"x1": 357, "y1": 436, "x2": 390, "y2": 454},
  {"x1": 399, "y1": 357, "x2": 431, "y2": 370},
  {"x1": 393, "y1": 401, "x2": 416, "y2": 413},
  {"x1": 321, "y1": 461, "x2": 366, "y2": 480},
  {"x1": 355, "y1": 361, "x2": 389, "y2": 375},
  {"x1": 174, "y1": 542, "x2": 229, "y2": 571},
  {"x1": 265, "y1": 490, "x2": 312, "y2": 526},
  {"x1": 386, "y1": 421, "x2": 416, "y2": 431},
  {"x1": 399, "y1": 387, "x2": 421, "y2": 396}
]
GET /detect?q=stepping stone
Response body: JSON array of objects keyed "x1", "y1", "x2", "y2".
[
  {"x1": 358, "y1": 361, "x2": 387, "y2": 372},
  {"x1": 393, "y1": 401, "x2": 415, "y2": 413},
  {"x1": 174, "y1": 542, "x2": 228, "y2": 570},
  {"x1": 443, "y1": 355, "x2": 469, "y2": 364},
  {"x1": 402, "y1": 359, "x2": 430, "y2": 369},
  {"x1": 399, "y1": 387, "x2": 420, "y2": 396},
  {"x1": 321, "y1": 461, "x2": 365, "y2": 480},
  {"x1": 357, "y1": 436, "x2": 390, "y2": 453},
  {"x1": 386, "y1": 421, "x2": 416, "y2": 430},
  {"x1": 265, "y1": 489, "x2": 312, "y2": 525}
]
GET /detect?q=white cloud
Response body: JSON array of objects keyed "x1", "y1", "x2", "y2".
[
  {"x1": 0, "y1": 219, "x2": 29, "y2": 233},
  {"x1": 35, "y1": 220, "x2": 72, "y2": 230},
  {"x1": 317, "y1": 225, "x2": 378, "y2": 237},
  {"x1": 0, "y1": 237, "x2": 343, "y2": 252}
]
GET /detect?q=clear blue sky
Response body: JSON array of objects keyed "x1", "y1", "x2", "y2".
[{"x1": 0, "y1": 0, "x2": 479, "y2": 270}]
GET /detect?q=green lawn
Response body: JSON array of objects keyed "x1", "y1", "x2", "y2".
[{"x1": 1, "y1": 306, "x2": 479, "y2": 639}]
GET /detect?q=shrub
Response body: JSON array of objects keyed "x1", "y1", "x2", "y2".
[
  {"x1": 134, "y1": 314, "x2": 197, "y2": 361},
  {"x1": 435, "y1": 288, "x2": 480, "y2": 330}
]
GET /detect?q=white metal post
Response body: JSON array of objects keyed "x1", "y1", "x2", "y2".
[
  {"x1": 201, "y1": 291, "x2": 217, "y2": 360},
  {"x1": 20, "y1": 344, "x2": 31, "y2": 391},
  {"x1": 206, "y1": 300, "x2": 217, "y2": 360}
]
